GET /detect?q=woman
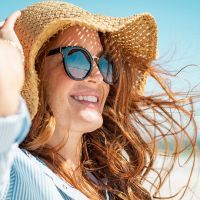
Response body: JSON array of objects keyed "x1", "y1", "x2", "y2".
[{"x1": 0, "y1": 1, "x2": 197, "y2": 200}]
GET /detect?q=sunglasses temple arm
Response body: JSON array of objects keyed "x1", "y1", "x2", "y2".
[{"x1": 47, "y1": 47, "x2": 62, "y2": 56}]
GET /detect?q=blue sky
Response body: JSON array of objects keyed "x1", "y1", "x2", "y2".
[
  {"x1": 1, "y1": 0, "x2": 199, "y2": 86},
  {"x1": 1, "y1": 0, "x2": 200, "y2": 116}
]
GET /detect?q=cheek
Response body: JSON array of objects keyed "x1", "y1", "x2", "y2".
[
  {"x1": 101, "y1": 84, "x2": 110, "y2": 111},
  {"x1": 105, "y1": 84, "x2": 110, "y2": 97},
  {"x1": 104, "y1": 85, "x2": 110, "y2": 102},
  {"x1": 46, "y1": 69, "x2": 74, "y2": 110}
]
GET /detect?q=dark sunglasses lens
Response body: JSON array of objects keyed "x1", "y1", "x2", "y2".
[
  {"x1": 98, "y1": 56, "x2": 114, "y2": 84},
  {"x1": 65, "y1": 49, "x2": 91, "y2": 79}
]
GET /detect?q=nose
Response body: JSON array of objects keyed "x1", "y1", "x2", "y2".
[{"x1": 85, "y1": 61, "x2": 104, "y2": 84}]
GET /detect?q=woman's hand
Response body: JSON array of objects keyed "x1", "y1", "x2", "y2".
[{"x1": 0, "y1": 11, "x2": 25, "y2": 116}]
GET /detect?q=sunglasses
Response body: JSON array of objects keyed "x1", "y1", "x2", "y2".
[{"x1": 47, "y1": 46, "x2": 117, "y2": 85}]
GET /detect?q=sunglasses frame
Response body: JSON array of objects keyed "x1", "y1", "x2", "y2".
[{"x1": 47, "y1": 46, "x2": 115, "y2": 85}]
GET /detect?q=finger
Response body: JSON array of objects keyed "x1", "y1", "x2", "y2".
[{"x1": 4, "y1": 11, "x2": 21, "y2": 29}]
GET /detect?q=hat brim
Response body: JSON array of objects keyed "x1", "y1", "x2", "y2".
[{"x1": 14, "y1": 1, "x2": 158, "y2": 119}]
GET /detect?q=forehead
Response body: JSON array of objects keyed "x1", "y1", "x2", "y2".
[{"x1": 49, "y1": 25, "x2": 103, "y2": 56}]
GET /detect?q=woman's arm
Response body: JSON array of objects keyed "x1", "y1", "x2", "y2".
[
  {"x1": 0, "y1": 11, "x2": 31, "y2": 198},
  {"x1": 0, "y1": 11, "x2": 24, "y2": 116},
  {"x1": 0, "y1": 97, "x2": 31, "y2": 198}
]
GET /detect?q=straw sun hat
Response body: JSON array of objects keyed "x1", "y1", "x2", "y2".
[{"x1": 14, "y1": 1, "x2": 158, "y2": 119}]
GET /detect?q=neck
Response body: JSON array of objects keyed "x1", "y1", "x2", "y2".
[{"x1": 47, "y1": 126, "x2": 83, "y2": 170}]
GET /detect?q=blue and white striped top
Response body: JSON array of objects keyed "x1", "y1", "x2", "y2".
[{"x1": 0, "y1": 97, "x2": 90, "y2": 200}]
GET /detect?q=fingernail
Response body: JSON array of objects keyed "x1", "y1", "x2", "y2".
[{"x1": 16, "y1": 10, "x2": 21, "y2": 15}]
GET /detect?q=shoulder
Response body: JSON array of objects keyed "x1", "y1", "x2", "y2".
[
  {"x1": 7, "y1": 147, "x2": 63, "y2": 200},
  {"x1": 11, "y1": 147, "x2": 89, "y2": 200},
  {"x1": 11, "y1": 147, "x2": 56, "y2": 191},
  {"x1": 13, "y1": 148, "x2": 40, "y2": 168}
]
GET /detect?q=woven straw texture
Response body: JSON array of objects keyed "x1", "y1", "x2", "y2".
[{"x1": 14, "y1": 1, "x2": 158, "y2": 119}]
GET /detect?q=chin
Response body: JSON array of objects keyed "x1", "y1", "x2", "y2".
[{"x1": 79, "y1": 108, "x2": 103, "y2": 128}]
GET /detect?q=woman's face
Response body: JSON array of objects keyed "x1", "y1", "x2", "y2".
[{"x1": 44, "y1": 25, "x2": 110, "y2": 134}]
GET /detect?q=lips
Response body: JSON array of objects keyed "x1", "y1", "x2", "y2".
[{"x1": 70, "y1": 90, "x2": 101, "y2": 110}]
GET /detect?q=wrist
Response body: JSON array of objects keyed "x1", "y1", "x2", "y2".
[{"x1": 0, "y1": 94, "x2": 20, "y2": 116}]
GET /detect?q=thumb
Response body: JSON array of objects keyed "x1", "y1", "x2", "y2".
[{"x1": 4, "y1": 11, "x2": 21, "y2": 29}]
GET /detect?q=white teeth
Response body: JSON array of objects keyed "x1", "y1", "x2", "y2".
[
  {"x1": 73, "y1": 96, "x2": 98, "y2": 103},
  {"x1": 83, "y1": 96, "x2": 88, "y2": 101}
]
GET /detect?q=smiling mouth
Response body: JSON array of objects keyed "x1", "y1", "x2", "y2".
[
  {"x1": 70, "y1": 95, "x2": 100, "y2": 108},
  {"x1": 72, "y1": 95, "x2": 99, "y2": 103}
]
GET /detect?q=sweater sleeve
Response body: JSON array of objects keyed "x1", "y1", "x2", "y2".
[{"x1": 0, "y1": 96, "x2": 31, "y2": 198}]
